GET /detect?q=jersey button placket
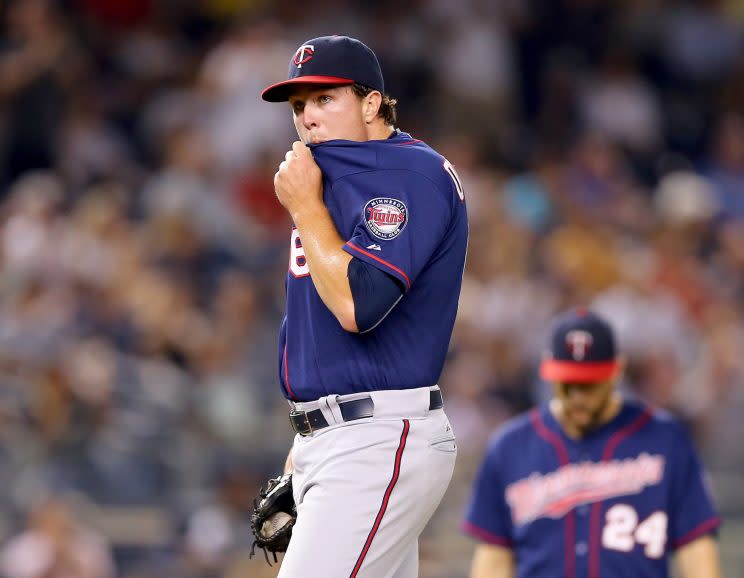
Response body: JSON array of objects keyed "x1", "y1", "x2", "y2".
[
  {"x1": 575, "y1": 449, "x2": 591, "y2": 515},
  {"x1": 572, "y1": 447, "x2": 592, "y2": 575}
]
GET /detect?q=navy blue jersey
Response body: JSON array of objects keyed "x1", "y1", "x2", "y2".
[
  {"x1": 278, "y1": 130, "x2": 468, "y2": 401},
  {"x1": 462, "y1": 400, "x2": 720, "y2": 578}
]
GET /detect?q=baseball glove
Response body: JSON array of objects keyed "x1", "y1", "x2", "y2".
[{"x1": 250, "y1": 473, "x2": 296, "y2": 564}]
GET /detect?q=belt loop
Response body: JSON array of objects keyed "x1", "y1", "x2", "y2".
[{"x1": 323, "y1": 395, "x2": 344, "y2": 425}]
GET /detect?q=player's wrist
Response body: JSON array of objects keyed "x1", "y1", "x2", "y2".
[{"x1": 290, "y1": 201, "x2": 330, "y2": 228}]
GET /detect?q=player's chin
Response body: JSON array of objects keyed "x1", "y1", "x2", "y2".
[{"x1": 567, "y1": 408, "x2": 593, "y2": 427}]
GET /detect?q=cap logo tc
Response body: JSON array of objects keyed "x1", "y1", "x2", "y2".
[
  {"x1": 293, "y1": 44, "x2": 314, "y2": 68},
  {"x1": 363, "y1": 198, "x2": 408, "y2": 240},
  {"x1": 566, "y1": 330, "x2": 593, "y2": 361}
]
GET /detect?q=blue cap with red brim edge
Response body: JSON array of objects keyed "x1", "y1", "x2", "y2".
[
  {"x1": 261, "y1": 35, "x2": 384, "y2": 102},
  {"x1": 539, "y1": 308, "x2": 620, "y2": 384}
]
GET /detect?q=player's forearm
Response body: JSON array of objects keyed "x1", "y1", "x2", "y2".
[
  {"x1": 292, "y1": 204, "x2": 358, "y2": 332},
  {"x1": 284, "y1": 448, "x2": 293, "y2": 473},
  {"x1": 675, "y1": 535, "x2": 722, "y2": 578}
]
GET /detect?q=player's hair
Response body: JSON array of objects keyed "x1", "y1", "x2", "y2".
[{"x1": 352, "y1": 83, "x2": 397, "y2": 126}]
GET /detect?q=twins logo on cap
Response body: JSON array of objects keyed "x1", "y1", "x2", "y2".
[
  {"x1": 566, "y1": 330, "x2": 593, "y2": 361},
  {"x1": 293, "y1": 44, "x2": 314, "y2": 68},
  {"x1": 364, "y1": 198, "x2": 408, "y2": 240}
]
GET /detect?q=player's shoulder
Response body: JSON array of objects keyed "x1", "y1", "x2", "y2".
[
  {"x1": 374, "y1": 131, "x2": 456, "y2": 194},
  {"x1": 375, "y1": 131, "x2": 443, "y2": 166},
  {"x1": 313, "y1": 131, "x2": 463, "y2": 203},
  {"x1": 374, "y1": 130, "x2": 442, "y2": 162},
  {"x1": 623, "y1": 397, "x2": 693, "y2": 441},
  {"x1": 485, "y1": 409, "x2": 539, "y2": 454}
]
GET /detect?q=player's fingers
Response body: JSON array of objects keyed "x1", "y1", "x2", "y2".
[
  {"x1": 292, "y1": 140, "x2": 310, "y2": 158},
  {"x1": 285, "y1": 150, "x2": 294, "y2": 163},
  {"x1": 274, "y1": 160, "x2": 287, "y2": 186}
]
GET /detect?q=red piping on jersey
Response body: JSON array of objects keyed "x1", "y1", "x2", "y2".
[
  {"x1": 672, "y1": 516, "x2": 721, "y2": 549},
  {"x1": 589, "y1": 408, "x2": 653, "y2": 578},
  {"x1": 346, "y1": 241, "x2": 411, "y2": 288},
  {"x1": 349, "y1": 419, "x2": 410, "y2": 578},
  {"x1": 460, "y1": 520, "x2": 513, "y2": 547},
  {"x1": 394, "y1": 139, "x2": 423, "y2": 145},
  {"x1": 283, "y1": 345, "x2": 297, "y2": 400},
  {"x1": 531, "y1": 410, "x2": 574, "y2": 578}
]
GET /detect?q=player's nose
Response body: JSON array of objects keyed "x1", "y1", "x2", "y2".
[
  {"x1": 301, "y1": 104, "x2": 319, "y2": 129},
  {"x1": 563, "y1": 383, "x2": 590, "y2": 400}
]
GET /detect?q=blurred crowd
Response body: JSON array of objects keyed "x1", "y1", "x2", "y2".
[{"x1": 0, "y1": 0, "x2": 743, "y2": 576}]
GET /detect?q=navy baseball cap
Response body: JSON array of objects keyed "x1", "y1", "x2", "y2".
[
  {"x1": 539, "y1": 308, "x2": 620, "y2": 384},
  {"x1": 261, "y1": 35, "x2": 384, "y2": 102}
]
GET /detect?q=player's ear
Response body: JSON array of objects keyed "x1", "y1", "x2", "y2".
[
  {"x1": 363, "y1": 91, "x2": 382, "y2": 124},
  {"x1": 613, "y1": 355, "x2": 627, "y2": 382}
]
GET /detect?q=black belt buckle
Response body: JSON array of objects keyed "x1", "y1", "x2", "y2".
[{"x1": 289, "y1": 409, "x2": 313, "y2": 436}]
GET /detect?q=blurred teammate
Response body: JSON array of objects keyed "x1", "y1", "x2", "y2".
[
  {"x1": 462, "y1": 308, "x2": 722, "y2": 578},
  {"x1": 261, "y1": 35, "x2": 468, "y2": 577}
]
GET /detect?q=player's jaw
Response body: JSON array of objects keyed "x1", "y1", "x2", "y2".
[{"x1": 552, "y1": 380, "x2": 619, "y2": 438}]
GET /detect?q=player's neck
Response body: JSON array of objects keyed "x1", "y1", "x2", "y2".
[
  {"x1": 366, "y1": 121, "x2": 395, "y2": 140},
  {"x1": 551, "y1": 393, "x2": 623, "y2": 440}
]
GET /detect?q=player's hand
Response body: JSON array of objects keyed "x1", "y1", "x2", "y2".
[{"x1": 274, "y1": 141, "x2": 323, "y2": 219}]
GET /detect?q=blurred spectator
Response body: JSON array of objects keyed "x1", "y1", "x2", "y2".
[
  {"x1": 75, "y1": 0, "x2": 152, "y2": 31},
  {"x1": 654, "y1": 170, "x2": 719, "y2": 227},
  {"x1": 232, "y1": 147, "x2": 291, "y2": 239},
  {"x1": 661, "y1": 0, "x2": 742, "y2": 85},
  {"x1": 704, "y1": 112, "x2": 744, "y2": 222},
  {"x1": 579, "y1": 48, "x2": 662, "y2": 155},
  {"x1": 0, "y1": 496, "x2": 115, "y2": 578},
  {"x1": 182, "y1": 458, "x2": 257, "y2": 577},
  {"x1": 0, "y1": 0, "x2": 83, "y2": 188},
  {"x1": 198, "y1": 22, "x2": 293, "y2": 175}
]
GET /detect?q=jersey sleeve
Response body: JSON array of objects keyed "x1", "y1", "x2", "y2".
[
  {"x1": 341, "y1": 169, "x2": 453, "y2": 291},
  {"x1": 667, "y1": 425, "x2": 721, "y2": 549},
  {"x1": 461, "y1": 435, "x2": 515, "y2": 547}
]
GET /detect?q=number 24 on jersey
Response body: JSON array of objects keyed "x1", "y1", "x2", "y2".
[{"x1": 603, "y1": 504, "x2": 667, "y2": 558}]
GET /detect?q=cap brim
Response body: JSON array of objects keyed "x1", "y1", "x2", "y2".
[
  {"x1": 540, "y1": 359, "x2": 619, "y2": 384},
  {"x1": 261, "y1": 76, "x2": 355, "y2": 102}
]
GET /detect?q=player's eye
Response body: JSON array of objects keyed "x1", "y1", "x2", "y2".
[
  {"x1": 318, "y1": 95, "x2": 332, "y2": 104},
  {"x1": 290, "y1": 101, "x2": 304, "y2": 113}
]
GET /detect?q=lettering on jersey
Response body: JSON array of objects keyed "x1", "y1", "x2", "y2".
[
  {"x1": 566, "y1": 330, "x2": 593, "y2": 360},
  {"x1": 293, "y1": 44, "x2": 314, "y2": 68},
  {"x1": 289, "y1": 229, "x2": 310, "y2": 277},
  {"x1": 506, "y1": 453, "x2": 665, "y2": 526},
  {"x1": 364, "y1": 198, "x2": 408, "y2": 240}
]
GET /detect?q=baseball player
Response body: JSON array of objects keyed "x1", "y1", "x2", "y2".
[
  {"x1": 261, "y1": 36, "x2": 468, "y2": 577},
  {"x1": 462, "y1": 308, "x2": 722, "y2": 578}
]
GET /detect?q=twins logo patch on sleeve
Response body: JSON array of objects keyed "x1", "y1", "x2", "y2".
[{"x1": 364, "y1": 198, "x2": 408, "y2": 240}]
